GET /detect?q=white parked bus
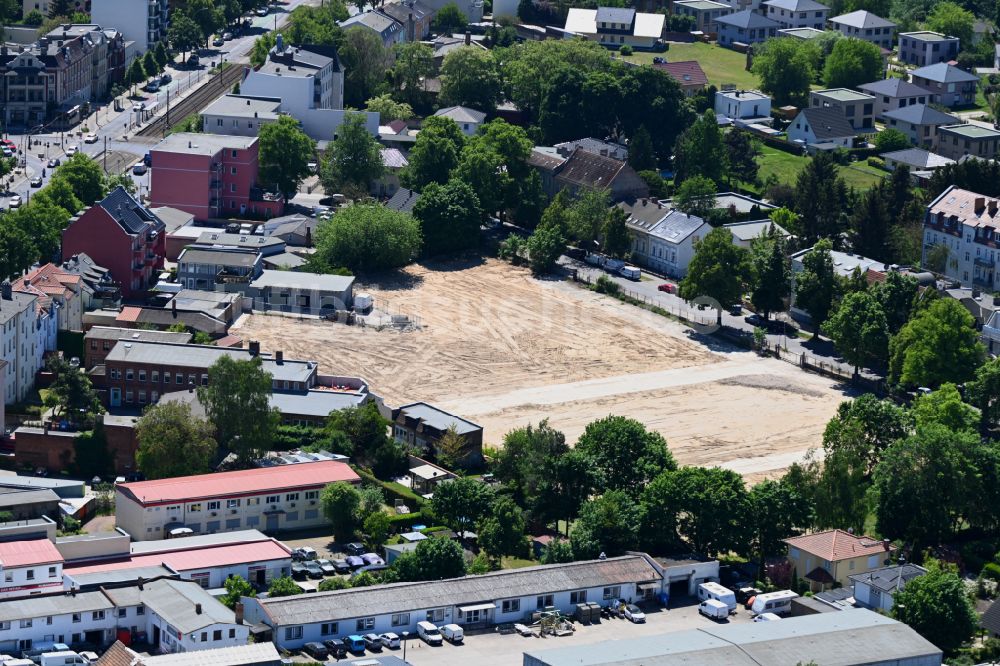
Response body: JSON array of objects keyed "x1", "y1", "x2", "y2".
[
  {"x1": 697, "y1": 581, "x2": 737, "y2": 613},
  {"x1": 750, "y1": 590, "x2": 798, "y2": 616}
]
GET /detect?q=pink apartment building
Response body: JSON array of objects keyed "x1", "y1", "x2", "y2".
[{"x1": 149, "y1": 133, "x2": 284, "y2": 221}]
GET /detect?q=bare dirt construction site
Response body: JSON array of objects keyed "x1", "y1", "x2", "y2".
[{"x1": 232, "y1": 259, "x2": 850, "y2": 478}]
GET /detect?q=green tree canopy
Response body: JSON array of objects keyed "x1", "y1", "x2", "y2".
[
  {"x1": 313, "y1": 203, "x2": 421, "y2": 273},
  {"x1": 674, "y1": 175, "x2": 718, "y2": 220},
  {"x1": 570, "y1": 490, "x2": 640, "y2": 559},
  {"x1": 322, "y1": 113, "x2": 384, "y2": 199},
  {"x1": 749, "y1": 479, "x2": 813, "y2": 559},
  {"x1": 56, "y1": 153, "x2": 107, "y2": 206},
  {"x1": 258, "y1": 115, "x2": 315, "y2": 199},
  {"x1": 925, "y1": 1, "x2": 975, "y2": 45},
  {"x1": 679, "y1": 227, "x2": 751, "y2": 317},
  {"x1": 401, "y1": 116, "x2": 465, "y2": 190},
  {"x1": 892, "y1": 560, "x2": 977, "y2": 655},
  {"x1": 439, "y1": 46, "x2": 500, "y2": 111},
  {"x1": 794, "y1": 152, "x2": 849, "y2": 244},
  {"x1": 795, "y1": 239, "x2": 838, "y2": 337},
  {"x1": 365, "y1": 93, "x2": 413, "y2": 122},
  {"x1": 321, "y1": 481, "x2": 362, "y2": 540},
  {"x1": 341, "y1": 26, "x2": 391, "y2": 107},
  {"x1": 911, "y1": 383, "x2": 979, "y2": 433},
  {"x1": 392, "y1": 42, "x2": 434, "y2": 107},
  {"x1": 220, "y1": 575, "x2": 255, "y2": 609},
  {"x1": 44, "y1": 356, "x2": 101, "y2": 422},
  {"x1": 431, "y1": 477, "x2": 494, "y2": 541},
  {"x1": 135, "y1": 402, "x2": 217, "y2": 479},
  {"x1": 752, "y1": 38, "x2": 819, "y2": 106},
  {"x1": 168, "y1": 12, "x2": 203, "y2": 57},
  {"x1": 750, "y1": 231, "x2": 790, "y2": 319},
  {"x1": 969, "y1": 357, "x2": 1000, "y2": 432},
  {"x1": 822, "y1": 38, "x2": 883, "y2": 89},
  {"x1": 873, "y1": 128, "x2": 911, "y2": 153},
  {"x1": 673, "y1": 110, "x2": 727, "y2": 185},
  {"x1": 433, "y1": 2, "x2": 467, "y2": 32},
  {"x1": 412, "y1": 180, "x2": 482, "y2": 256},
  {"x1": 889, "y1": 297, "x2": 985, "y2": 388},
  {"x1": 576, "y1": 416, "x2": 675, "y2": 497},
  {"x1": 823, "y1": 290, "x2": 889, "y2": 374},
  {"x1": 197, "y1": 356, "x2": 280, "y2": 466},
  {"x1": 478, "y1": 496, "x2": 527, "y2": 559},
  {"x1": 267, "y1": 575, "x2": 303, "y2": 597},
  {"x1": 392, "y1": 536, "x2": 467, "y2": 581}
]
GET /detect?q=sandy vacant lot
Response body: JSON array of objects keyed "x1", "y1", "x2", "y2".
[{"x1": 232, "y1": 259, "x2": 849, "y2": 477}]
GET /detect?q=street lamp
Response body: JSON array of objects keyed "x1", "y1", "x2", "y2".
[{"x1": 401, "y1": 631, "x2": 409, "y2": 661}]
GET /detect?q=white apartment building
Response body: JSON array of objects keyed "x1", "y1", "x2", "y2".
[
  {"x1": 761, "y1": 0, "x2": 829, "y2": 29},
  {"x1": 115, "y1": 461, "x2": 361, "y2": 541},
  {"x1": 618, "y1": 200, "x2": 710, "y2": 278},
  {"x1": 90, "y1": 0, "x2": 168, "y2": 53},
  {"x1": 1, "y1": 282, "x2": 53, "y2": 406},
  {"x1": 0, "y1": 577, "x2": 247, "y2": 655},
  {"x1": 923, "y1": 186, "x2": 1000, "y2": 289},
  {"x1": 0, "y1": 539, "x2": 64, "y2": 599}
]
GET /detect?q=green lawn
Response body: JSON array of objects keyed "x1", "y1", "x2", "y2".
[
  {"x1": 623, "y1": 42, "x2": 759, "y2": 90},
  {"x1": 755, "y1": 145, "x2": 886, "y2": 192}
]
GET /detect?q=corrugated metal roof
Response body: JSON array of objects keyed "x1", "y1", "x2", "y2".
[
  {"x1": 260, "y1": 556, "x2": 660, "y2": 626},
  {"x1": 104, "y1": 578, "x2": 236, "y2": 635},
  {"x1": 0, "y1": 539, "x2": 63, "y2": 567}
]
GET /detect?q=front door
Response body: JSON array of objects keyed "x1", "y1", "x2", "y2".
[
  {"x1": 265, "y1": 513, "x2": 279, "y2": 532},
  {"x1": 110, "y1": 388, "x2": 121, "y2": 407}
]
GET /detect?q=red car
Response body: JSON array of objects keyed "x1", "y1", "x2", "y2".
[
  {"x1": 658, "y1": 283, "x2": 676, "y2": 294},
  {"x1": 1, "y1": 139, "x2": 15, "y2": 151}
]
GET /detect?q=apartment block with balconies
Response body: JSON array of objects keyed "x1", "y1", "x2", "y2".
[
  {"x1": 922, "y1": 186, "x2": 1000, "y2": 289},
  {"x1": 90, "y1": 0, "x2": 168, "y2": 53}
]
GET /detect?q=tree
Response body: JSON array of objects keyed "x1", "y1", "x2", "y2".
[
  {"x1": 44, "y1": 356, "x2": 101, "y2": 421},
  {"x1": 541, "y1": 539, "x2": 575, "y2": 564},
  {"x1": 570, "y1": 490, "x2": 640, "y2": 559},
  {"x1": 432, "y1": 424, "x2": 467, "y2": 471},
  {"x1": 795, "y1": 239, "x2": 837, "y2": 338},
  {"x1": 969, "y1": 357, "x2": 1000, "y2": 432},
  {"x1": 186, "y1": 0, "x2": 224, "y2": 45},
  {"x1": 153, "y1": 41, "x2": 169, "y2": 70},
  {"x1": 56, "y1": 153, "x2": 107, "y2": 206},
  {"x1": 198, "y1": 356, "x2": 281, "y2": 466},
  {"x1": 794, "y1": 152, "x2": 849, "y2": 244},
  {"x1": 356, "y1": 485, "x2": 385, "y2": 523},
  {"x1": 673, "y1": 110, "x2": 727, "y2": 185},
  {"x1": 220, "y1": 575, "x2": 255, "y2": 609},
  {"x1": 822, "y1": 38, "x2": 883, "y2": 89},
  {"x1": 433, "y1": 2, "x2": 467, "y2": 32},
  {"x1": 325, "y1": 402, "x2": 388, "y2": 461},
  {"x1": 4, "y1": 199, "x2": 71, "y2": 264},
  {"x1": 321, "y1": 481, "x2": 362, "y2": 540},
  {"x1": 392, "y1": 537, "x2": 467, "y2": 581},
  {"x1": 431, "y1": 477, "x2": 494, "y2": 541},
  {"x1": 267, "y1": 575, "x2": 303, "y2": 597},
  {"x1": 892, "y1": 560, "x2": 977, "y2": 655},
  {"x1": 363, "y1": 511, "x2": 391, "y2": 547},
  {"x1": 401, "y1": 116, "x2": 465, "y2": 190},
  {"x1": 135, "y1": 402, "x2": 217, "y2": 479},
  {"x1": 439, "y1": 46, "x2": 500, "y2": 111},
  {"x1": 341, "y1": 27, "x2": 391, "y2": 108},
  {"x1": 258, "y1": 115, "x2": 315, "y2": 199},
  {"x1": 679, "y1": 227, "x2": 751, "y2": 319},
  {"x1": 576, "y1": 416, "x2": 675, "y2": 497},
  {"x1": 478, "y1": 496, "x2": 527, "y2": 559},
  {"x1": 889, "y1": 297, "x2": 985, "y2": 388},
  {"x1": 365, "y1": 94, "x2": 412, "y2": 122},
  {"x1": 46, "y1": 0, "x2": 73, "y2": 17},
  {"x1": 871, "y1": 270, "x2": 918, "y2": 335},
  {"x1": 168, "y1": 12, "x2": 202, "y2": 59},
  {"x1": 874, "y1": 128, "x2": 911, "y2": 153},
  {"x1": 823, "y1": 393, "x2": 912, "y2": 479},
  {"x1": 313, "y1": 203, "x2": 421, "y2": 273},
  {"x1": 849, "y1": 184, "x2": 893, "y2": 262},
  {"x1": 925, "y1": 1, "x2": 975, "y2": 45},
  {"x1": 752, "y1": 38, "x2": 819, "y2": 106},
  {"x1": 750, "y1": 479, "x2": 813, "y2": 559},
  {"x1": 627, "y1": 126, "x2": 656, "y2": 172},
  {"x1": 823, "y1": 290, "x2": 889, "y2": 374},
  {"x1": 318, "y1": 576, "x2": 351, "y2": 591},
  {"x1": 724, "y1": 129, "x2": 760, "y2": 186},
  {"x1": 452, "y1": 146, "x2": 507, "y2": 217},
  {"x1": 525, "y1": 223, "x2": 564, "y2": 275},
  {"x1": 565, "y1": 189, "x2": 609, "y2": 245},
  {"x1": 673, "y1": 176, "x2": 717, "y2": 220},
  {"x1": 322, "y1": 114, "x2": 384, "y2": 199},
  {"x1": 911, "y1": 383, "x2": 978, "y2": 433},
  {"x1": 750, "y1": 232, "x2": 790, "y2": 319},
  {"x1": 602, "y1": 207, "x2": 631, "y2": 259},
  {"x1": 142, "y1": 51, "x2": 159, "y2": 81},
  {"x1": 392, "y1": 42, "x2": 434, "y2": 107}
]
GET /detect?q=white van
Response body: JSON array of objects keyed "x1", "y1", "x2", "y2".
[
  {"x1": 440, "y1": 623, "x2": 464, "y2": 644},
  {"x1": 697, "y1": 582, "x2": 737, "y2": 613},
  {"x1": 753, "y1": 612, "x2": 782, "y2": 622},
  {"x1": 698, "y1": 599, "x2": 729, "y2": 620},
  {"x1": 750, "y1": 590, "x2": 798, "y2": 616},
  {"x1": 417, "y1": 621, "x2": 443, "y2": 645},
  {"x1": 619, "y1": 265, "x2": 641, "y2": 281}
]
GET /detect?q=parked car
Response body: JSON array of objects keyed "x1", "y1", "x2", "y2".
[
  {"x1": 360, "y1": 553, "x2": 385, "y2": 566},
  {"x1": 316, "y1": 559, "x2": 336, "y2": 576},
  {"x1": 363, "y1": 633, "x2": 383, "y2": 651},
  {"x1": 290, "y1": 562, "x2": 308, "y2": 580},
  {"x1": 379, "y1": 632, "x2": 400, "y2": 649},
  {"x1": 304, "y1": 561, "x2": 324, "y2": 579},
  {"x1": 729, "y1": 303, "x2": 743, "y2": 316},
  {"x1": 145, "y1": 81, "x2": 160, "y2": 92},
  {"x1": 84, "y1": 133, "x2": 98, "y2": 144},
  {"x1": 293, "y1": 546, "x2": 318, "y2": 561},
  {"x1": 0, "y1": 146, "x2": 11, "y2": 157},
  {"x1": 737, "y1": 587, "x2": 762, "y2": 606},
  {"x1": 699, "y1": 599, "x2": 730, "y2": 620},
  {"x1": 345, "y1": 635, "x2": 365, "y2": 653},
  {"x1": 132, "y1": 162, "x2": 147, "y2": 175},
  {"x1": 619, "y1": 265, "x2": 641, "y2": 280},
  {"x1": 8, "y1": 195, "x2": 21, "y2": 208},
  {"x1": 212, "y1": 37, "x2": 224, "y2": 46},
  {"x1": 345, "y1": 555, "x2": 364, "y2": 569},
  {"x1": 624, "y1": 604, "x2": 646, "y2": 623},
  {"x1": 657, "y1": 282, "x2": 676, "y2": 294},
  {"x1": 65, "y1": 145, "x2": 78, "y2": 155},
  {"x1": 753, "y1": 612, "x2": 782, "y2": 622},
  {"x1": 30, "y1": 176, "x2": 43, "y2": 187},
  {"x1": 344, "y1": 542, "x2": 366, "y2": 556},
  {"x1": 323, "y1": 638, "x2": 347, "y2": 658},
  {"x1": 351, "y1": 563, "x2": 388, "y2": 578},
  {"x1": 417, "y1": 621, "x2": 442, "y2": 645},
  {"x1": 440, "y1": 624, "x2": 464, "y2": 644},
  {"x1": 256, "y1": 6, "x2": 269, "y2": 15},
  {"x1": 47, "y1": 157, "x2": 60, "y2": 168},
  {"x1": 160, "y1": 73, "x2": 172, "y2": 84},
  {"x1": 187, "y1": 54, "x2": 200, "y2": 67},
  {"x1": 332, "y1": 558, "x2": 351, "y2": 574},
  {"x1": 302, "y1": 642, "x2": 328, "y2": 660}
]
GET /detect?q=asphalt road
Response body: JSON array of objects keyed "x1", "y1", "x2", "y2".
[{"x1": 0, "y1": 0, "x2": 318, "y2": 208}]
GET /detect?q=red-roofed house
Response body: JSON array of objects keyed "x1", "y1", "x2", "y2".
[
  {"x1": 115, "y1": 461, "x2": 361, "y2": 540},
  {"x1": 784, "y1": 529, "x2": 895, "y2": 591},
  {"x1": 653, "y1": 61, "x2": 709, "y2": 96},
  {"x1": 0, "y1": 539, "x2": 64, "y2": 598},
  {"x1": 14, "y1": 263, "x2": 84, "y2": 331}
]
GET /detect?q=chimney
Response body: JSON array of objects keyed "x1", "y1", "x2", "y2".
[
  {"x1": 465, "y1": 30, "x2": 471, "y2": 45},
  {"x1": 1, "y1": 282, "x2": 11, "y2": 300},
  {"x1": 990, "y1": 200, "x2": 998, "y2": 216},
  {"x1": 249, "y1": 340, "x2": 260, "y2": 356},
  {"x1": 138, "y1": 577, "x2": 144, "y2": 590},
  {"x1": 306, "y1": 226, "x2": 312, "y2": 248},
  {"x1": 275, "y1": 350, "x2": 283, "y2": 364},
  {"x1": 195, "y1": 603, "x2": 202, "y2": 615},
  {"x1": 883, "y1": 538, "x2": 891, "y2": 551},
  {"x1": 246, "y1": 99, "x2": 251, "y2": 105},
  {"x1": 171, "y1": 300, "x2": 177, "y2": 318},
  {"x1": 235, "y1": 602, "x2": 244, "y2": 625},
  {"x1": 975, "y1": 197, "x2": 986, "y2": 214},
  {"x1": 408, "y1": 12, "x2": 415, "y2": 42}
]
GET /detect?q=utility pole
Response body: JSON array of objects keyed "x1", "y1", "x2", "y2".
[{"x1": 103, "y1": 136, "x2": 107, "y2": 172}]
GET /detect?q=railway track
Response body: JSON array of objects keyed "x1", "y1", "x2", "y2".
[{"x1": 137, "y1": 64, "x2": 245, "y2": 138}]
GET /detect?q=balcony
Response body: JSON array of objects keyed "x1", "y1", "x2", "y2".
[
  {"x1": 975, "y1": 256, "x2": 996, "y2": 268},
  {"x1": 215, "y1": 269, "x2": 252, "y2": 285}
]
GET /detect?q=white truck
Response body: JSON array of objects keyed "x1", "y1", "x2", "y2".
[
  {"x1": 698, "y1": 599, "x2": 730, "y2": 620},
  {"x1": 440, "y1": 623, "x2": 464, "y2": 644},
  {"x1": 697, "y1": 581, "x2": 737, "y2": 614},
  {"x1": 417, "y1": 621, "x2": 443, "y2": 645}
]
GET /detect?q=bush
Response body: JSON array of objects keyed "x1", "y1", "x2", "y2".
[
  {"x1": 982, "y1": 562, "x2": 1000, "y2": 582},
  {"x1": 867, "y1": 157, "x2": 886, "y2": 169},
  {"x1": 594, "y1": 275, "x2": 622, "y2": 296},
  {"x1": 619, "y1": 45, "x2": 633, "y2": 56}
]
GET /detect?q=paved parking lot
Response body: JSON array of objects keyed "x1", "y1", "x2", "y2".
[{"x1": 289, "y1": 599, "x2": 755, "y2": 665}]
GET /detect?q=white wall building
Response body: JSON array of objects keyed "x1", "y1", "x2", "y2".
[
  {"x1": 1, "y1": 283, "x2": 49, "y2": 406},
  {"x1": 618, "y1": 200, "x2": 710, "y2": 278},
  {"x1": 244, "y1": 555, "x2": 664, "y2": 651},
  {"x1": 714, "y1": 89, "x2": 771, "y2": 121},
  {"x1": 201, "y1": 95, "x2": 283, "y2": 138},
  {"x1": 922, "y1": 185, "x2": 1000, "y2": 289},
  {"x1": 0, "y1": 539, "x2": 64, "y2": 599},
  {"x1": 115, "y1": 461, "x2": 361, "y2": 541},
  {"x1": 90, "y1": 0, "x2": 168, "y2": 53},
  {"x1": 849, "y1": 564, "x2": 927, "y2": 613},
  {"x1": 761, "y1": 0, "x2": 829, "y2": 29}
]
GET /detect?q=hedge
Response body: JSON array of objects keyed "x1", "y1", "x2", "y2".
[{"x1": 353, "y1": 466, "x2": 427, "y2": 509}]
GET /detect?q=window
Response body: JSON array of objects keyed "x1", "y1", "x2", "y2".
[
  {"x1": 152, "y1": 371, "x2": 159, "y2": 383},
  {"x1": 126, "y1": 390, "x2": 133, "y2": 404},
  {"x1": 232, "y1": 150, "x2": 238, "y2": 158},
  {"x1": 176, "y1": 373, "x2": 183, "y2": 384},
  {"x1": 247, "y1": 497, "x2": 259, "y2": 505},
  {"x1": 138, "y1": 369, "x2": 146, "y2": 382},
  {"x1": 266, "y1": 495, "x2": 280, "y2": 504},
  {"x1": 190, "y1": 503, "x2": 202, "y2": 512},
  {"x1": 217, "y1": 118, "x2": 223, "y2": 126},
  {"x1": 125, "y1": 368, "x2": 134, "y2": 380},
  {"x1": 227, "y1": 499, "x2": 240, "y2": 508},
  {"x1": 4, "y1": 572, "x2": 11, "y2": 583},
  {"x1": 118, "y1": 608, "x2": 127, "y2": 618},
  {"x1": 537, "y1": 595, "x2": 553, "y2": 609},
  {"x1": 207, "y1": 501, "x2": 221, "y2": 511},
  {"x1": 501, "y1": 599, "x2": 520, "y2": 614},
  {"x1": 428, "y1": 608, "x2": 446, "y2": 622},
  {"x1": 26, "y1": 570, "x2": 34, "y2": 580},
  {"x1": 201, "y1": 374, "x2": 209, "y2": 386},
  {"x1": 93, "y1": 611, "x2": 105, "y2": 620},
  {"x1": 19, "y1": 620, "x2": 31, "y2": 628},
  {"x1": 305, "y1": 490, "x2": 319, "y2": 500},
  {"x1": 46, "y1": 616, "x2": 52, "y2": 625},
  {"x1": 0, "y1": 622, "x2": 8, "y2": 630},
  {"x1": 229, "y1": 628, "x2": 236, "y2": 638},
  {"x1": 48, "y1": 567, "x2": 56, "y2": 577},
  {"x1": 231, "y1": 167, "x2": 237, "y2": 175},
  {"x1": 356, "y1": 617, "x2": 375, "y2": 631},
  {"x1": 213, "y1": 630, "x2": 222, "y2": 641},
  {"x1": 603, "y1": 586, "x2": 621, "y2": 600},
  {"x1": 570, "y1": 591, "x2": 587, "y2": 604},
  {"x1": 201, "y1": 632, "x2": 207, "y2": 642},
  {"x1": 321, "y1": 622, "x2": 338, "y2": 636},
  {"x1": 390, "y1": 612, "x2": 410, "y2": 627},
  {"x1": 72, "y1": 614, "x2": 81, "y2": 623},
  {"x1": 137, "y1": 607, "x2": 145, "y2": 615},
  {"x1": 285, "y1": 626, "x2": 303, "y2": 640}
]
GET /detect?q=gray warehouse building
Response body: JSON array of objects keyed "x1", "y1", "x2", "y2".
[{"x1": 523, "y1": 609, "x2": 942, "y2": 666}]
